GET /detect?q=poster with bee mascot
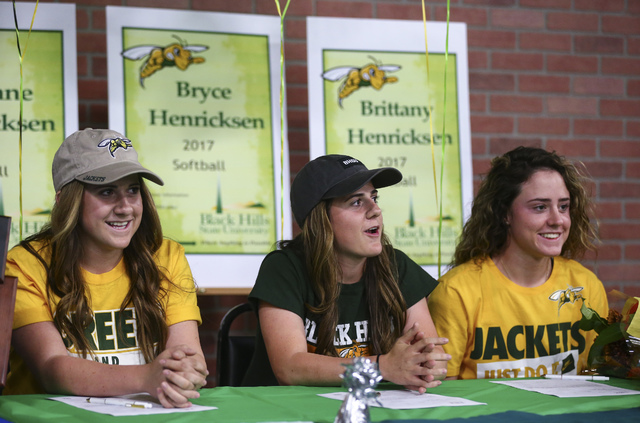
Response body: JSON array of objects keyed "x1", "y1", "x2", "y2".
[
  {"x1": 0, "y1": 2, "x2": 78, "y2": 250},
  {"x1": 107, "y1": 6, "x2": 290, "y2": 289},
  {"x1": 307, "y1": 17, "x2": 472, "y2": 275}
]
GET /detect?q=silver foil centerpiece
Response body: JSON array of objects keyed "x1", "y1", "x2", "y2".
[{"x1": 334, "y1": 357, "x2": 383, "y2": 423}]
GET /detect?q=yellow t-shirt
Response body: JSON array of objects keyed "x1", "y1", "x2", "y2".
[
  {"x1": 4, "y1": 239, "x2": 201, "y2": 395},
  {"x1": 429, "y1": 257, "x2": 608, "y2": 379}
]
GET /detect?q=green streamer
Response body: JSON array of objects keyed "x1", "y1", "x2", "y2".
[
  {"x1": 421, "y1": 0, "x2": 451, "y2": 278},
  {"x1": 421, "y1": 1, "x2": 439, "y2": 211},
  {"x1": 12, "y1": 0, "x2": 39, "y2": 241},
  {"x1": 274, "y1": 0, "x2": 291, "y2": 241}
]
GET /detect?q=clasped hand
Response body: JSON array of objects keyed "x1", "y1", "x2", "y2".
[
  {"x1": 148, "y1": 344, "x2": 209, "y2": 408},
  {"x1": 378, "y1": 323, "x2": 450, "y2": 394}
]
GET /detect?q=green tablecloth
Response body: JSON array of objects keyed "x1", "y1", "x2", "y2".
[{"x1": 0, "y1": 378, "x2": 639, "y2": 423}]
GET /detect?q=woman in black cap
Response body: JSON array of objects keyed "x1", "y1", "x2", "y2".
[
  {"x1": 5, "y1": 128, "x2": 207, "y2": 407},
  {"x1": 243, "y1": 155, "x2": 450, "y2": 391}
]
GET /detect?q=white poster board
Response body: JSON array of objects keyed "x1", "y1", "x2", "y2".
[
  {"x1": 0, "y1": 1, "x2": 78, "y2": 248},
  {"x1": 107, "y1": 6, "x2": 289, "y2": 291},
  {"x1": 307, "y1": 17, "x2": 472, "y2": 277}
]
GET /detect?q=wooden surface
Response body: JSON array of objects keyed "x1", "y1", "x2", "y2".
[
  {"x1": 0, "y1": 276, "x2": 17, "y2": 388},
  {"x1": 197, "y1": 287, "x2": 251, "y2": 296}
]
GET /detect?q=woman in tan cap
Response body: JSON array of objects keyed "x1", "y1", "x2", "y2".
[
  {"x1": 4, "y1": 128, "x2": 208, "y2": 408},
  {"x1": 243, "y1": 154, "x2": 450, "y2": 391}
]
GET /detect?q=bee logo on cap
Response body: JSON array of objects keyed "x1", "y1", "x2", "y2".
[{"x1": 98, "y1": 137, "x2": 133, "y2": 157}]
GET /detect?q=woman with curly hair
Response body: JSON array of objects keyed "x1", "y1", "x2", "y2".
[
  {"x1": 429, "y1": 146, "x2": 608, "y2": 380},
  {"x1": 4, "y1": 128, "x2": 207, "y2": 407},
  {"x1": 243, "y1": 154, "x2": 450, "y2": 391}
]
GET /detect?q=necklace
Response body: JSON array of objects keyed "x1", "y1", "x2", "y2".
[
  {"x1": 499, "y1": 258, "x2": 515, "y2": 281},
  {"x1": 498, "y1": 257, "x2": 552, "y2": 286}
]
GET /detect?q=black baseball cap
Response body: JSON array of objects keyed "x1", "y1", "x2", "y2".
[{"x1": 291, "y1": 154, "x2": 403, "y2": 227}]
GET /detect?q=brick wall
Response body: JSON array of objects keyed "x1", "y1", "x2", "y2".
[{"x1": 39, "y1": 0, "x2": 640, "y2": 386}]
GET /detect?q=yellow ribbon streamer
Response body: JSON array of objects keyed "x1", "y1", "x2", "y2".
[
  {"x1": 274, "y1": 0, "x2": 291, "y2": 241},
  {"x1": 12, "y1": 0, "x2": 39, "y2": 241},
  {"x1": 421, "y1": 1, "x2": 438, "y2": 211},
  {"x1": 438, "y1": 0, "x2": 452, "y2": 278}
]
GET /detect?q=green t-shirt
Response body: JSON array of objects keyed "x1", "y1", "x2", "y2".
[{"x1": 242, "y1": 247, "x2": 437, "y2": 386}]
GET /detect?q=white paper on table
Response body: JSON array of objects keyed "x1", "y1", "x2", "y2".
[
  {"x1": 491, "y1": 379, "x2": 640, "y2": 398},
  {"x1": 318, "y1": 390, "x2": 486, "y2": 409},
  {"x1": 50, "y1": 393, "x2": 217, "y2": 416}
]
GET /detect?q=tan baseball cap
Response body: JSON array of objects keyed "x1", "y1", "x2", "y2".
[{"x1": 52, "y1": 128, "x2": 164, "y2": 192}]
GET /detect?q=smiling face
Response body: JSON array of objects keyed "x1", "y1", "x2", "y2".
[
  {"x1": 79, "y1": 174, "x2": 143, "y2": 263},
  {"x1": 329, "y1": 182, "x2": 383, "y2": 268},
  {"x1": 505, "y1": 169, "x2": 571, "y2": 261}
]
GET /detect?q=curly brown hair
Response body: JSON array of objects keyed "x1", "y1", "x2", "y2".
[{"x1": 452, "y1": 146, "x2": 598, "y2": 267}]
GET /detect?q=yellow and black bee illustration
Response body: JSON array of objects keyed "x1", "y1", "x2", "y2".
[
  {"x1": 121, "y1": 35, "x2": 208, "y2": 87},
  {"x1": 98, "y1": 137, "x2": 132, "y2": 157},
  {"x1": 338, "y1": 344, "x2": 369, "y2": 358},
  {"x1": 549, "y1": 286, "x2": 584, "y2": 312},
  {"x1": 322, "y1": 56, "x2": 400, "y2": 107}
]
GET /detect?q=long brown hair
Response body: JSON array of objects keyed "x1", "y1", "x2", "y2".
[
  {"x1": 453, "y1": 146, "x2": 598, "y2": 267},
  {"x1": 21, "y1": 179, "x2": 169, "y2": 363},
  {"x1": 281, "y1": 200, "x2": 406, "y2": 356}
]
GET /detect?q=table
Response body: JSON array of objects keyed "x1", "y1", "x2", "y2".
[{"x1": 0, "y1": 378, "x2": 638, "y2": 423}]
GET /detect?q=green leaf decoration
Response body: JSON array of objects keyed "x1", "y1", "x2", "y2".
[
  {"x1": 587, "y1": 342, "x2": 603, "y2": 367},
  {"x1": 579, "y1": 303, "x2": 608, "y2": 334},
  {"x1": 586, "y1": 323, "x2": 625, "y2": 369},
  {"x1": 592, "y1": 323, "x2": 624, "y2": 346}
]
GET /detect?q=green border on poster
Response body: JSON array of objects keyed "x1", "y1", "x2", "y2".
[
  {"x1": 119, "y1": 27, "x2": 277, "y2": 255},
  {"x1": 321, "y1": 49, "x2": 462, "y2": 266},
  {"x1": 0, "y1": 29, "x2": 67, "y2": 247}
]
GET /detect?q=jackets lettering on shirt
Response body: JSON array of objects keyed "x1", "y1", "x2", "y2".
[{"x1": 469, "y1": 322, "x2": 586, "y2": 361}]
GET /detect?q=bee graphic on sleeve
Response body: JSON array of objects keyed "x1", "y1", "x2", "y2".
[
  {"x1": 121, "y1": 35, "x2": 208, "y2": 87},
  {"x1": 338, "y1": 344, "x2": 369, "y2": 358},
  {"x1": 322, "y1": 56, "x2": 400, "y2": 107},
  {"x1": 98, "y1": 136, "x2": 133, "y2": 157},
  {"x1": 339, "y1": 346, "x2": 359, "y2": 358},
  {"x1": 549, "y1": 286, "x2": 584, "y2": 313}
]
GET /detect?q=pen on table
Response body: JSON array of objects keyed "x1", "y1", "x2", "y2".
[
  {"x1": 543, "y1": 374, "x2": 609, "y2": 381},
  {"x1": 86, "y1": 397, "x2": 154, "y2": 409}
]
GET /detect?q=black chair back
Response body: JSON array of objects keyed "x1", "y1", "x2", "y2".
[{"x1": 216, "y1": 302, "x2": 255, "y2": 387}]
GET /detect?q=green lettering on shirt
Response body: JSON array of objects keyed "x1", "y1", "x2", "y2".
[
  {"x1": 482, "y1": 327, "x2": 508, "y2": 360},
  {"x1": 506, "y1": 326, "x2": 525, "y2": 360}
]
